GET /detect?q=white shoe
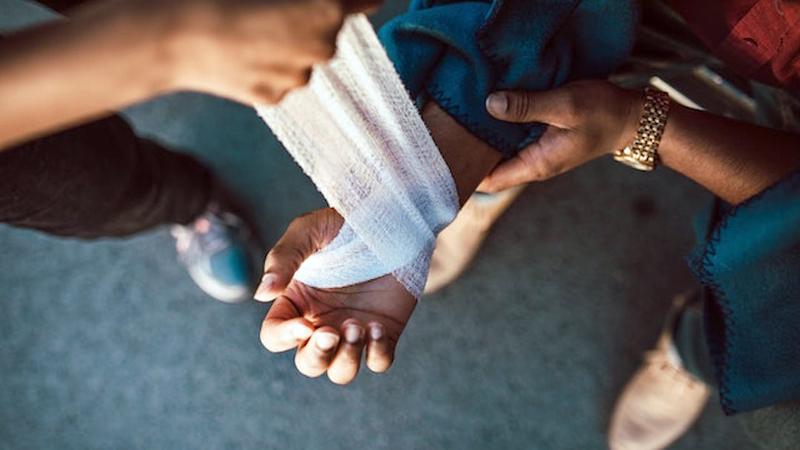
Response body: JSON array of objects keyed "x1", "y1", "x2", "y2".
[
  {"x1": 424, "y1": 184, "x2": 526, "y2": 294},
  {"x1": 172, "y1": 204, "x2": 256, "y2": 303},
  {"x1": 608, "y1": 294, "x2": 711, "y2": 450}
]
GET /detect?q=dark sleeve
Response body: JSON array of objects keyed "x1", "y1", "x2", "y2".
[
  {"x1": 688, "y1": 168, "x2": 800, "y2": 414},
  {"x1": 378, "y1": 0, "x2": 639, "y2": 157}
]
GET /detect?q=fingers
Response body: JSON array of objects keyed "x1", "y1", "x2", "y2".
[
  {"x1": 365, "y1": 322, "x2": 394, "y2": 373},
  {"x1": 295, "y1": 320, "x2": 392, "y2": 383},
  {"x1": 287, "y1": 40, "x2": 338, "y2": 67},
  {"x1": 260, "y1": 296, "x2": 315, "y2": 352},
  {"x1": 254, "y1": 208, "x2": 344, "y2": 302},
  {"x1": 263, "y1": 314, "x2": 394, "y2": 383},
  {"x1": 249, "y1": 66, "x2": 313, "y2": 104},
  {"x1": 486, "y1": 88, "x2": 578, "y2": 127},
  {"x1": 478, "y1": 155, "x2": 533, "y2": 193},
  {"x1": 295, "y1": 327, "x2": 341, "y2": 378},
  {"x1": 251, "y1": 84, "x2": 291, "y2": 105},
  {"x1": 326, "y1": 320, "x2": 366, "y2": 384},
  {"x1": 263, "y1": 66, "x2": 313, "y2": 92},
  {"x1": 479, "y1": 126, "x2": 581, "y2": 192}
]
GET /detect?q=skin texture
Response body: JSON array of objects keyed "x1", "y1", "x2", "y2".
[
  {"x1": 258, "y1": 79, "x2": 800, "y2": 383},
  {"x1": 256, "y1": 102, "x2": 501, "y2": 384},
  {"x1": 257, "y1": 209, "x2": 412, "y2": 384},
  {"x1": 480, "y1": 80, "x2": 800, "y2": 205},
  {"x1": 0, "y1": 0, "x2": 378, "y2": 150}
]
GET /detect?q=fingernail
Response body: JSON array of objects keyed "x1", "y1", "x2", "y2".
[
  {"x1": 254, "y1": 273, "x2": 278, "y2": 302},
  {"x1": 291, "y1": 323, "x2": 312, "y2": 340},
  {"x1": 344, "y1": 325, "x2": 363, "y2": 344},
  {"x1": 369, "y1": 324, "x2": 384, "y2": 340},
  {"x1": 486, "y1": 93, "x2": 507, "y2": 115},
  {"x1": 315, "y1": 333, "x2": 339, "y2": 351}
]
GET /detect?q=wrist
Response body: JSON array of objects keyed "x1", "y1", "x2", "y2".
[
  {"x1": 608, "y1": 87, "x2": 645, "y2": 155},
  {"x1": 156, "y1": 0, "x2": 222, "y2": 92},
  {"x1": 75, "y1": 0, "x2": 183, "y2": 95},
  {"x1": 422, "y1": 102, "x2": 502, "y2": 205}
]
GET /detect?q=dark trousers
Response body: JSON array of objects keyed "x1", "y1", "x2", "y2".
[{"x1": 0, "y1": 0, "x2": 213, "y2": 238}]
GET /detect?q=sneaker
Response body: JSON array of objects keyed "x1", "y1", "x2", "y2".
[
  {"x1": 172, "y1": 204, "x2": 256, "y2": 303},
  {"x1": 608, "y1": 293, "x2": 711, "y2": 450},
  {"x1": 425, "y1": 184, "x2": 526, "y2": 294}
]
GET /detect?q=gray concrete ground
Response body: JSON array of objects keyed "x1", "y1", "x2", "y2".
[{"x1": 0, "y1": 1, "x2": 754, "y2": 449}]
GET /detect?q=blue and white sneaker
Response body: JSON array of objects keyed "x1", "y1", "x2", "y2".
[{"x1": 171, "y1": 205, "x2": 256, "y2": 303}]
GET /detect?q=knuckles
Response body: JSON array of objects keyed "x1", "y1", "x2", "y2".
[
  {"x1": 561, "y1": 80, "x2": 619, "y2": 121},
  {"x1": 509, "y1": 91, "x2": 534, "y2": 121}
]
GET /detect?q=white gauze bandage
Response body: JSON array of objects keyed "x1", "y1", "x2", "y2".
[{"x1": 256, "y1": 14, "x2": 458, "y2": 298}]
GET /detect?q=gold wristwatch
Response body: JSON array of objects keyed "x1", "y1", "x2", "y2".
[{"x1": 613, "y1": 87, "x2": 671, "y2": 171}]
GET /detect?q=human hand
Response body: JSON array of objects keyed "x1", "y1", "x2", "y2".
[
  {"x1": 164, "y1": 0, "x2": 381, "y2": 104},
  {"x1": 478, "y1": 80, "x2": 643, "y2": 192},
  {"x1": 254, "y1": 208, "x2": 416, "y2": 384}
]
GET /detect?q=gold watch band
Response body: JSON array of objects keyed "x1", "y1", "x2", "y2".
[{"x1": 613, "y1": 87, "x2": 671, "y2": 172}]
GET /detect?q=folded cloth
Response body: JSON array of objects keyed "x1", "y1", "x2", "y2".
[
  {"x1": 688, "y1": 168, "x2": 800, "y2": 414},
  {"x1": 379, "y1": 0, "x2": 639, "y2": 157}
]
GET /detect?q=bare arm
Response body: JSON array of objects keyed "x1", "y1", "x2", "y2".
[
  {"x1": 481, "y1": 81, "x2": 800, "y2": 205},
  {"x1": 658, "y1": 102, "x2": 800, "y2": 204},
  {"x1": 0, "y1": 1, "x2": 173, "y2": 149},
  {"x1": 422, "y1": 101, "x2": 503, "y2": 204},
  {"x1": 0, "y1": 0, "x2": 369, "y2": 150}
]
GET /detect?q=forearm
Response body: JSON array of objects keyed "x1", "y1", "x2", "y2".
[
  {"x1": 0, "y1": 0, "x2": 176, "y2": 150},
  {"x1": 421, "y1": 102, "x2": 502, "y2": 205},
  {"x1": 658, "y1": 104, "x2": 800, "y2": 205}
]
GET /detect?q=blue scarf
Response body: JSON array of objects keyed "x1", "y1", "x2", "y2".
[
  {"x1": 379, "y1": 0, "x2": 638, "y2": 157},
  {"x1": 689, "y1": 169, "x2": 800, "y2": 414}
]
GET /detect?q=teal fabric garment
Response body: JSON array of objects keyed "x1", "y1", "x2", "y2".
[
  {"x1": 688, "y1": 168, "x2": 800, "y2": 414},
  {"x1": 378, "y1": 0, "x2": 638, "y2": 157}
]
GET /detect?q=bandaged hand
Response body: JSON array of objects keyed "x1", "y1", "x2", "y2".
[
  {"x1": 252, "y1": 17, "x2": 500, "y2": 384},
  {"x1": 254, "y1": 208, "x2": 415, "y2": 384}
]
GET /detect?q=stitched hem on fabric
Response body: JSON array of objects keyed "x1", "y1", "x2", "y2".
[{"x1": 687, "y1": 167, "x2": 800, "y2": 415}]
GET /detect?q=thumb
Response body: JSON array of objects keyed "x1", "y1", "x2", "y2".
[
  {"x1": 254, "y1": 208, "x2": 344, "y2": 302},
  {"x1": 486, "y1": 89, "x2": 574, "y2": 127},
  {"x1": 260, "y1": 296, "x2": 315, "y2": 352},
  {"x1": 478, "y1": 154, "x2": 533, "y2": 193},
  {"x1": 479, "y1": 126, "x2": 578, "y2": 192}
]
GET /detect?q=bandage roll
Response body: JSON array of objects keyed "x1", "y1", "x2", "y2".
[{"x1": 258, "y1": 15, "x2": 458, "y2": 298}]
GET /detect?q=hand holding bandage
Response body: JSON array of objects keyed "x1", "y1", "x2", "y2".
[{"x1": 256, "y1": 209, "x2": 414, "y2": 384}]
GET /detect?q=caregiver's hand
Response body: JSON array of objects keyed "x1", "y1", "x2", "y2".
[
  {"x1": 253, "y1": 208, "x2": 415, "y2": 385},
  {"x1": 479, "y1": 80, "x2": 642, "y2": 192},
  {"x1": 169, "y1": 0, "x2": 381, "y2": 104},
  {"x1": 0, "y1": 0, "x2": 382, "y2": 150}
]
